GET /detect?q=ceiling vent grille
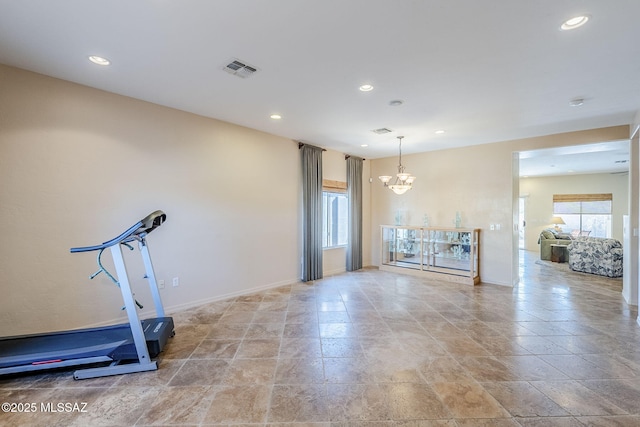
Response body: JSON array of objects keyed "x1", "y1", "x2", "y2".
[
  {"x1": 223, "y1": 58, "x2": 259, "y2": 78},
  {"x1": 372, "y1": 128, "x2": 393, "y2": 134}
]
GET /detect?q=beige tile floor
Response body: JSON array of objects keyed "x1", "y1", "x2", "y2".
[{"x1": 1, "y1": 251, "x2": 640, "y2": 426}]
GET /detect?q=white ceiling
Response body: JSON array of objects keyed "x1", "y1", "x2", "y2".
[
  {"x1": 1, "y1": 0, "x2": 639, "y2": 175},
  {"x1": 519, "y1": 140, "x2": 630, "y2": 178}
]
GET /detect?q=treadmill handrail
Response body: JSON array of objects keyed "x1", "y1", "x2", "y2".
[
  {"x1": 70, "y1": 210, "x2": 166, "y2": 253},
  {"x1": 0, "y1": 209, "x2": 172, "y2": 380}
]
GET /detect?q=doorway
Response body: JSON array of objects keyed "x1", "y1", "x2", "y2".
[{"x1": 514, "y1": 140, "x2": 633, "y2": 291}]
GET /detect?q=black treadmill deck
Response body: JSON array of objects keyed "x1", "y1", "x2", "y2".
[{"x1": 0, "y1": 317, "x2": 174, "y2": 371}]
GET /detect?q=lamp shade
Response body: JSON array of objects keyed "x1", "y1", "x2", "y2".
[
  {"x1": 550, "y1": 216, "x2": 565, "y2": 225},
  {"x1": 388, "y1": 184, "x2": 411, "y2": 195}
]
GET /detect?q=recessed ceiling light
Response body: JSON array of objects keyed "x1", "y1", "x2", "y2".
[
  {"x1": 88, "y1": 55, "x2": 110, "y2": 66},
  {"x1": 360, "y1": 144, "x2": 369, "y2": 147},
  {"x1": 435, "y1": 130, "x2": 446, "y2": 134},
  {"x1": 569, "y1": 98, "x2": 585, "y2": 107},
  {"x1": 359, "y1": 84, "x2": 374, "y2": 92},
  {"x1": 270, "y1": 114, "x2": 282, "y2": 120},
  {"x1": 561, "y1": 15, "x2": 590, "y2": 31}
]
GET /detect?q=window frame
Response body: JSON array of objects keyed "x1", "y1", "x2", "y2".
[
  {"x1": 322, "y1": 180, "x2": 348, "y2": 249},
  {"x1": 552, "y1": 193, "x2": 613, "y2": 238}
]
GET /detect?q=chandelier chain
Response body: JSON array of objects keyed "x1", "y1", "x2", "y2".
[{"x1": 397, "y1": 136, "x2": 404, "y2": 172}]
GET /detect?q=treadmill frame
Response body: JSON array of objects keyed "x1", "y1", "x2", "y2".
[
  {"x1": 0, "y1": 211, "x2": 171, "y2": 380},
  {"x1": 73, "y1": 241, "x2": 159, "y2": 379}
]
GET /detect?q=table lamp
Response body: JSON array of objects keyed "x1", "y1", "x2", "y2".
[{"x1": 550, "y1": 216, "x2": 565, "y2": 232}]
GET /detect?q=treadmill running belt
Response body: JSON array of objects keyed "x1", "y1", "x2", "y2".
[{"x1": 0, "y1": 323, "x2": 134, "y2": 369}]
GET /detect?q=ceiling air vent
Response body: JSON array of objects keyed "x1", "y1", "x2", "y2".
[
  {"x1": 372, "y1": 128, "x2": 393, "y2": 134},
  {"x1": 223, "y1": 58, "x2": 259, "y2": 78}
]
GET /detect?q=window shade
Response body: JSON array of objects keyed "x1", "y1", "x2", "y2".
[
  {"x1": 323, "y1": 179, "x2": 347, "y2": 193},
  {"x1": 553, "y1": 193, "x2": 612, "y2": 203},
  {"x1": 553, "y1": 193, "x2": 612, "y2": 215}
]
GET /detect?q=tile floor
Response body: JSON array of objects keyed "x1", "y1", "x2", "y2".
[{"x1": 1, "y1": 251, "x2": 640, "y2": 426}]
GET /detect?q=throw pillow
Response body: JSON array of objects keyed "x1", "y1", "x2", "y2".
[{"x1": 541, "y1": 230, "x2": 555, "y2": 239}]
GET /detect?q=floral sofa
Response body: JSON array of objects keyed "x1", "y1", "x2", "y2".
[
  {"x1": 567, "y1": 236, "x2": 623, "y2": 278},
  {"x1": 538, "y1": 228, "x2": 573, "y2": 261}
]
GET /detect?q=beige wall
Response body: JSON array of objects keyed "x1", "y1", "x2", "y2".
[
  {"x1": 370, "y1": 126, "x2": 630, "y2": 286},
  {"x1": 0, "y1": 65, "x2": 308, "y2": 335},
  {"x1": 0, "y1": 63, "x2": 631, "y2": 335},
  {"x1": 520, "y1": 173, "x2": 629, "y2": 252},
  {"x1": 0, "y1": 64, "x2": 373, "y2": 336}
]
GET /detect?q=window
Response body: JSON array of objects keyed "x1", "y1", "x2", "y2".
[
  {"x1": 321, "y1": 179, "x2": 348, "y2": 249},
  {"x1": 322, "y1": 191, "x2": 348, "y2": 248},
  {"x1": 553, "y1": 193, "x2": 612, "y2": 238}
]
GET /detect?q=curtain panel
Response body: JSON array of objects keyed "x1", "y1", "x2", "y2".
[
  {"x1": 301, "y1": 144, "x2": 324, "y2": 281},
  {"x1": 346, "y1": 156, "x2": 363, "y2": 271}
]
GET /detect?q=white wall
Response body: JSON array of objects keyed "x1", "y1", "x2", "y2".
[
  {"x1": 520, "y1": 173, "x2": 629, "y2": 252},
  {"x1": 369, "y1": 126, "x2": 630, "y2": 286}
]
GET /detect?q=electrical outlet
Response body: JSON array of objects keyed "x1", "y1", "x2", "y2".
[
  {"x1": 158, "y1": 279, "x2": 165, "y2": 289},
  {"x1": 172, "y1": 277, "x2": 179, "y2": 287}
]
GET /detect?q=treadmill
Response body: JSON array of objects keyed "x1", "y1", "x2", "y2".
[{"x1": 0, "y1": 210, "x2": 174, "y2": 380}]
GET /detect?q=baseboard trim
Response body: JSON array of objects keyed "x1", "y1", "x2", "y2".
[
  {"x1": 165, "y1": 278, "x2": 299, "y2": 315},
  {"x1": 81, "y1": 277, "x2": 300, "y2": 329}
]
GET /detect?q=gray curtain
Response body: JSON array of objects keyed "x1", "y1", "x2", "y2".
[
  {"x1": 346, "y1": 156, "x2": 363, "y2": 271},
  {"x1": 301, "y1": 144, "x2": 323, "y2": 281}
]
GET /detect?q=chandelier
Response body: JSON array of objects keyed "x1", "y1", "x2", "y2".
[{"x1": 378, "y1": 136, "x2": 416, "y2": 195}]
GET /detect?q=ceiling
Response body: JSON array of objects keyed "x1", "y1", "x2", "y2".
[
  {"x1": 1, "y1": 1, "x2": 639, "y2": 175},
  {"x1": 519, "y1": 140, "x2": 630, "y2": 178}
]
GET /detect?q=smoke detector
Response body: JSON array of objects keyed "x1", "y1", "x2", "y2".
[{"x1": 223, "y1": 58, "x2": 259, "y2": 78}]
